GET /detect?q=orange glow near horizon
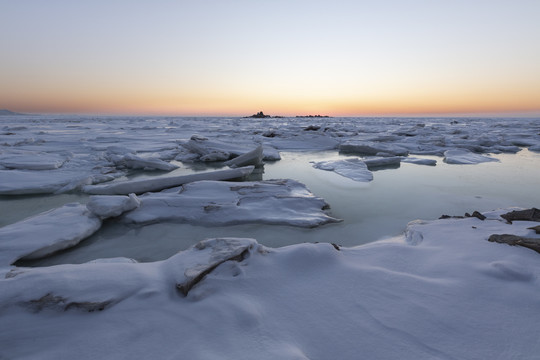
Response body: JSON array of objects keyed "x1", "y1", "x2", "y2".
[{"x1": 2, "y1": 2, "x2": 540, "y2": 118}]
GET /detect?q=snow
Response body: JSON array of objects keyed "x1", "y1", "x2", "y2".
[
  {"x1": 444, "y1": 149, "x2": 499, "y2": 164},
  {"x1": 1, "y1": 209, "x2": 540, "y2": 359},
  {"x1": 312, "y1": 158, "x2": 373, "y2": 182},
  {"x1": 122, "y1": 179, "x2": 341, "y2": 227}
]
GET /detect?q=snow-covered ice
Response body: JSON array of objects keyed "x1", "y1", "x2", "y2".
[
  {"x1": 0, "y1": 203, "x2": 101, "y2": 265},
  {"x1": 122, "y1": 179, "x2": 341, "y2": 227},
  {"x1": 1, "y1": 209, "x2": 540, "y2": 359},
  {"x1": 82, "y1": 166, "x2": 255, "y2": 195},
  {"x1": 1, "y1": 115, "x2": 540, "y2": 359},
  {"x1": 312, "y1": 158, "x2": 373, "y2": 182},
  {"x1": 444, "y1": 149, "x2": 500, "y2": 164}
]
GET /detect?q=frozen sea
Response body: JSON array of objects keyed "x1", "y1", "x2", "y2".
[
  {"x1": 1, "y1": 115, "x2": 539, "y2": 265},
  {"x1": 2, "y1": 115, "x2": 540, "y2": 360}
]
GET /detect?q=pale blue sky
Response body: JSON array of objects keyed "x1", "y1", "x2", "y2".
[{"x1": 1, "y1": 0, "x2": 539, "y2": 115}]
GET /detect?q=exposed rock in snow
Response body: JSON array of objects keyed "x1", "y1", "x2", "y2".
[
  {"x1": 488, "y1": 234, "x2": 540, "y2": 254},
  {"x1": 82, "y1": 166, "x2": 255, "y2": 195},
  {"x1": 312, "y1": 158, "x2": 373, "y2": 182},
  {"x1": 443, "y1": 149, "x2": 499, "y2": 164},
  {"x1": 500, "y1": 208, "x2": 540, "y2": 223},
  {"x1": 86, "y1": 194, "x2": 141, "y2": 219},
  {"x1": 0, "y1": 203, "x2": 101, "y2": 265},
  {"x1": 121, "y1": 179, "x2": 341, "y2": 227},
  {"x1": 224, "y1": 145, "x2": 264, "y2": 168}
]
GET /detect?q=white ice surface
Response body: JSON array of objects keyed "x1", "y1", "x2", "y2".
[
  {"x1": 444, "y1": 149, "x2": 500, "y2": 164},
  {"x1": 122, "y1": 179, "x2": 341, "y2": 227},
  {"x1": 86, "y1": 194, "x2": 140, "y2": 219},
  {"x1": 82, "y1": 166, "x2": 254, "y2": 195},
  {"x1": 1, "y1": 210, "x2": 540, "y2": 359},
  {"x1": 312, "y1": 158, "x2": 373, "y2": 182},
  {"x1": 0, "y1": 203, "x2": 101, "y2": 265}
]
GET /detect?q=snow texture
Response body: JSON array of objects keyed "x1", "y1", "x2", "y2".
[{"x1": 1, "y1": 210, "x2": 540, "y2": 359}]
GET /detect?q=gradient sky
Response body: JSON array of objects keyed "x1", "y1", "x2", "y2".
[{"x1": 1, "y1": 0, "x2": 540, "y2": 116}]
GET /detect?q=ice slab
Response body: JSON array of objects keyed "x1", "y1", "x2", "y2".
[
  {"x1": 181, "y1": 136, "x2": 279, "y2": 162},
  {"x1": 82, "y1": 166, "x2": 254, "y2": 195},
  {"x1": 0, "y1": 203, "x2": 101, "y2": 265},
  {"x1": 0, "y1": 150, "x2": 70, "y2": 170},
  {"x1": 0, "y1": 169, "x2": 92, "y2": 195},
  {"x1": 401, "y1": 157, "x2": 437, "y2": 166},
  {"x1": 339, "y1": 140, "x2": 409, "y2": 156},
  {"x1": 312, "y1": 158, "x2": 373, "y2": 182},
  {"x1": 363, "y1": 156, "x2": 402, "y2": 169},
  {"x1": 121, "y1": 179, "x2": 341, "y2": 227},
  {"x1": 443, "y1": 149, "x2": 499, "y2": 164},
  {"x1": 224, "y1": 145, "x2": 264, "y2": 168},
  {"x1": 86, "y1": 194, "x2": 141, "y2": 219},
  {"x1": 113, "y1": 153, "x2": 179, "y2": 171}
]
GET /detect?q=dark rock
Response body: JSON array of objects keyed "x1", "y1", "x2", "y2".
[
  {"x1": 439, "y1": 214, "x2": 464, "y2": 219},
  {"x1": 528, "y1": 225, "x2": 540, "y2": 234},
  {"x1": 331, "y1": 243, "x2": 341, "y2": 251},
  {"x1": 304, "y1": 125, "x2": 321, "y2": 131},
  {"x1": 465, "y1": 211, "x2": 486, "y2": 220},
  {"x1": 500, "y1": 208, "x2": 540, "y2": 223},
  {"x1": 176, "y1": 248, "x2": 249, "y2": 297},
  {"x1": 488, "y1": 234, "x2": 540, "y2": 254},
  {"x1": 246, "y1": 111, "x2": 271, "y2": 118}
]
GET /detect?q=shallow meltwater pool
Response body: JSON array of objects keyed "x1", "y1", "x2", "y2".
[{"x1": 7, "y1": 149, "x2": 540, "y2": 266}]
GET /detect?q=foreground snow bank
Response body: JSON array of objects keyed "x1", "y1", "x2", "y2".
[{"x1": 1, "y1": 208, "x2": 539, "y2": 359}]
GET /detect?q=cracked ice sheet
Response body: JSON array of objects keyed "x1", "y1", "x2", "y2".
[
  {"x1": 1, "y1": 210, "x2": 540, "y2": 359},
  {"x1": 121, "y1": 179, "x2": 341, "y2": 227},
  {"x1": 312, "y1": 158, "x2": 373, "y2": 182}
]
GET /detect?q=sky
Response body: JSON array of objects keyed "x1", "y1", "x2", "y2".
[{"x1": 1, "y1": 0, "x2": 540, "y2": 117}]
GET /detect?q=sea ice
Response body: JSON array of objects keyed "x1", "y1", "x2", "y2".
[
  {"x1": 443, "y1": 149, "x2": 499, "y2": 164},
  {"x1": 312, "y1": 158, "x2": 373, "y2": 182},
  {"x1": 0, "y1": 203, "x2": 101, "y2": 265},
  {"x1": 339, "y1": 140, "x2": 409, "y2": 156},
  {"x1": 0, "y1": 150, "x2": 70, "y2": 170},
  {"x1": 86, "y1": 194, "x2": 140, "y2": 219},
  {"x1": 121, "y1": 179, "x2": 341, "y2": 227},
  {"x1": 82, "y1": 166, "x2": 255, "y2": 195}
]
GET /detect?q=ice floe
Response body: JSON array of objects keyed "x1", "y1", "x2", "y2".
[
  {"x1": 312, "y1": 158, "x2": 373, "y2": 182},
  {"x1": 83, "y1": 166, "x2": 255, "y2": 195},
  {"x1": 122, "y1": 179, "x2": 341, "y2": 227},
  {"x1": 443, "y1": 149, "x2": 499, "y2": 164},
  {"x1": 0, "y1": 203, "x2": 101, "y2": 265}
]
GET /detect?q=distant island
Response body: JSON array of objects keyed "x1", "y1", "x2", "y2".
[
  {"x1": 0, "y1": 109, "x2": 24, "y2": 116},
  {"x1": 245, "y1": 111, "x2": 330, "y2": 119}
]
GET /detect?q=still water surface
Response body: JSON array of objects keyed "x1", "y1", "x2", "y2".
[{"x1": 6, "y1": 149, "x2": 540, "y2": 266}]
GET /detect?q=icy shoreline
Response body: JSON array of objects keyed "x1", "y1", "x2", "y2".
[{"x1": 1, "y1": 208, "x2": 540, "y2": 359}]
